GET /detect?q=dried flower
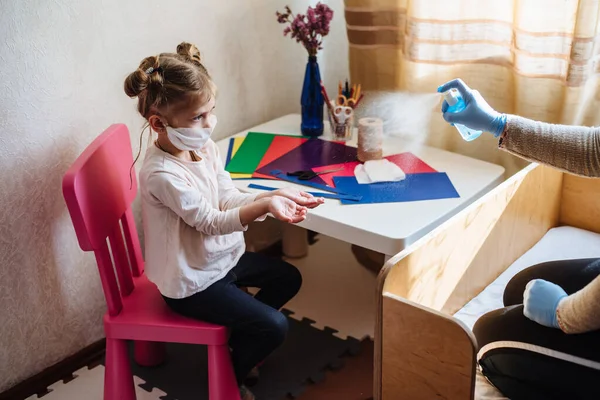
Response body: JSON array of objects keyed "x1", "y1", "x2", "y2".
[{"x1": 275, "y1": 2, "x2": 334, "y2": 56}]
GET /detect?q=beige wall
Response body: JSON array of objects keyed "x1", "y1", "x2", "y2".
[{"x1": 0, "y1": 0, "x2": 348, "y2": 390}]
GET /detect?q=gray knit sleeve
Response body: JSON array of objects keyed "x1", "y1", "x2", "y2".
[
  {"x1": 500, "y1": 116, "x2": 600, "y2": 333},
  {"x1": 499, "y1": 115, "x2": 600, "y2": 177},
  {"x1": 557, "y1": 274, "x2": 600, "y2": 334}
]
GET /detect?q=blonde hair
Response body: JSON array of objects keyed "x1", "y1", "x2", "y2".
[
  {"x1": 125, "y1": 42, "x2": 216, "y2": 184},
  {"x1": 124, "y1": 42, "x2": 217, "y2": 119}
]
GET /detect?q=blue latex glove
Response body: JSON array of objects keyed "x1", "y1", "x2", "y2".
[
  {"x1": 437, "y1": 79, "x2": 507, "y2": 137},
  {"x1": 523, "y1": 279, "x2": 568, "y2": 329}
]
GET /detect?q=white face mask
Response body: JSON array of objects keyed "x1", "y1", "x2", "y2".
[{"x1": 166, "y1": 114, "x2": 217, "y2": 151}]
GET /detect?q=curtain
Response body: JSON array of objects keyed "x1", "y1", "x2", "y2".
[{"x1": 344, "y1": 0, "x2": 600, "y2": 176}]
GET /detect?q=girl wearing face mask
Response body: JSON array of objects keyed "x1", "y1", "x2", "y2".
[{"x1": 124, "y1": 42, "x2": 324, "y2": 400}]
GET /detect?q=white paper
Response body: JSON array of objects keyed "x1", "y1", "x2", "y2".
[
  {"x1": 355, "y1": 159, "x2": 406, "y2": 184},
  {"x1": 354, "y1": 164, "x2": 372, "y2": 184}
]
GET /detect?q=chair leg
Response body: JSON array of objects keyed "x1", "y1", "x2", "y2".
[
  {"x1": 134, "y1": 340, "x2": 166, "y2": 367},
  {"x1": 207, "y1": 344, "x2": 241, "y2": 400},
  {"x1": 105, "y1": 338, "x2": 136, "y2": 400}
]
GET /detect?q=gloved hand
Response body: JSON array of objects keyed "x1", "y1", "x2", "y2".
[
  {"x1": 523, "y1": 279, "x2": 568, "y2": 329},
  {"x1": 437, "y1": 79, "x2": 507, "y2": 137}
]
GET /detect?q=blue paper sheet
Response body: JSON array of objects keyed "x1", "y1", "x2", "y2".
[
  {"x1": 225, "y1": 137, "x2": 234, "y2": 164},
  {"x1": 247, "y1": 184, "x2": 362, "y2": 201},
  {"x1": 332, "y1": 173, "x2": 460, "y2": 204}
]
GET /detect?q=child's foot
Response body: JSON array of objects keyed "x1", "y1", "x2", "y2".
[
  {"x1": 240, "y1": 385, "x2": 256, "y2": 400},
  {"x1": 244, "y1": 366, "x2": 260, "y2": 387}
]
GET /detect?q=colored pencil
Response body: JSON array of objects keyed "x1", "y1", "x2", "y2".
[
  {"x1": 320, "y1": 81, "x2": 339, "y2": 124},
  {"x1": 354, "y1": 93, "x2": 365, "y2": 108},
  {"x1": 354, "y1": 84, "x2": 361, "y2": 102}
]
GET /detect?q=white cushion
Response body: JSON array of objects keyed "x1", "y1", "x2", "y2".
[
  {"x1": 452, "y1": 226, "x2": 600, "y2": 399},
  {"x1": 454, "y1": 226, "x2": 600, "y2": 330}
]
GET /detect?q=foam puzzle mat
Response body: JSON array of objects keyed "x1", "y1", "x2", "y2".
[
  {"x1": 279, "y1": 235, "x2": 377, "y2": 341},
  {"x1": 25, "y1": 365, "x2": 166, "y2": 400},
  {"x1": 27, "y1": 312, "x2": 361, "y2": 400}
]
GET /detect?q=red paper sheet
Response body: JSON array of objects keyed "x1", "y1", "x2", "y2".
[
  {"x1": 252, "y1": 136, "x2": 308, "y2": 179},
  {"x1": 313, "y1": 152, "x2": 437, "y2": 187}
]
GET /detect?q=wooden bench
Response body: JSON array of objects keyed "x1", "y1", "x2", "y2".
[{"x1": 374, "y1": 163, "x2": 600, "y2": 399}]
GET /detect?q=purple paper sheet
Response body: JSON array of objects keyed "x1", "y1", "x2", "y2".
[{"x1": 255, "y1": 139, "x2": 358, "y2": 186}]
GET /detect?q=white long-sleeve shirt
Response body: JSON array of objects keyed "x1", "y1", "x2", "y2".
[{"x1": 139, "y1": 140, "x2": 259, "y2": 299}]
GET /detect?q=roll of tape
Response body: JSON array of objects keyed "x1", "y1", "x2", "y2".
[{"x1": 357, "y1": 117, "x2": 383, "y2": 162}]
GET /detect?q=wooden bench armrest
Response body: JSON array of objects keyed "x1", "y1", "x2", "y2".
[{"x1": 382, "y1": 292, "x2": 476, "y2": 400}]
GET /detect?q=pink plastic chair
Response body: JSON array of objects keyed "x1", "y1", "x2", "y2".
[{"x1": 62, "y1": 124, "x2": 240, "y2": 400}]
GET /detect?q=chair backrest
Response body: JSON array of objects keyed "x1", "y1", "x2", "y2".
[{"x1": 62, "y1": 124, "x2": 144, "y2": 316}]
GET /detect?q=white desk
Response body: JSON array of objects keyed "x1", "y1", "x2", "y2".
[{"x1": 217, "y1": 114, "x2": 505, "y2": 257}]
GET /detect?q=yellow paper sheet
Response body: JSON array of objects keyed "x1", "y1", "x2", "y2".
[{"x1": 229, "y1": 136, "x2": 253, "y2": 179}]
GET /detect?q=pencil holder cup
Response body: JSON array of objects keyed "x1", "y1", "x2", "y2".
[{"x1": 327, "y1": 102, "x2": 354, "y2": 141}]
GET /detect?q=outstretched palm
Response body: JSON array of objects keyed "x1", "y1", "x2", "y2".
[
  {"x1": 269, "y1": 196, "x2": 307, "y2": 223},
  {"x1": 273, "y1": 188, "x2": 324, "y2": 209}
]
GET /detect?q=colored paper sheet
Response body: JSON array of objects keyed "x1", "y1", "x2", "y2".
[
  {"x1": 226, "y1": 137, "x2": 253, "y2": 179},
  {"x1": 332, "y1": 173, "x2": 460, "y2": 205},
  {"x1": 247, "y1": 183, "x2": 360, "y2": 201},
  {"x1": 313, "y1": 152, "x2": 438, "y2": 187},
  {"x1": 225, "y1": 132, "x2": 275, "y2": 174},
  {"x1": 252, "y1": 136, "x2": 308, "y2": 180},
  {"x1": 385, "y1": 152, "x2": 437, "y2": 173},
  {"x1": 269, "y1": 170, "x2": 362, "y2": 201},
  {"x1": 255, "y1": 139, "x2": 358, "y2": 186},
  {"x1": 225, "y1": 136, "x2": 235, "y2": 163}
]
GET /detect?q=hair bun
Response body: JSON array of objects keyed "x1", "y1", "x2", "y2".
[
  {"x1": 124, "y1": 55, "x2": 162, "y2": 98},
  {"x1": 176, "y1": 42, "x2": 202, "y2": 65}
]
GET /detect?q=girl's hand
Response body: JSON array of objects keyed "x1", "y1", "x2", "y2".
[
  {"x1": 271, "y1": 188, "x2": 325, "y2": 209},
  {"x1": 523, "y1": 279, "x2": 568, "y2": 329},
  {"x1": 268, "y1": 196, "x2": 308, "y2": 223}
]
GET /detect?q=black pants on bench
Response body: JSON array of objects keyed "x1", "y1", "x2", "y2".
[{"x1": 473, "y1": 258, "x2": 600, "y2": 400}]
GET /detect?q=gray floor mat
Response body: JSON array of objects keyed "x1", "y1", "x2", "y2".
[{"x1": 101, "y1": 309, "x2": 361, "y2": 400}]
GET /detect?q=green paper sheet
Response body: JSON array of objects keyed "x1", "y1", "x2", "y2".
[{"x1": 224, "y1": 132, "x2": 275, "y2": 174}]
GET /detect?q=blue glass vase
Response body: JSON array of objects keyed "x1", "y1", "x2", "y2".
[{"x1": 300, "y1": 55, "x2": 324, "y2": 137}]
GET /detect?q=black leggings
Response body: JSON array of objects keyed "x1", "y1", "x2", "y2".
[
  {"x1": 163, "y1": 252, "x2": 302, "y2": 385},
  {"x1": 473, "y1": 259, "x2": 600, "y2": 400}
]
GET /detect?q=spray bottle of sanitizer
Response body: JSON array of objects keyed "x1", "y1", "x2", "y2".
[{"x1": 443, "y1": 89, "x2": 482, "y2": 141}]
